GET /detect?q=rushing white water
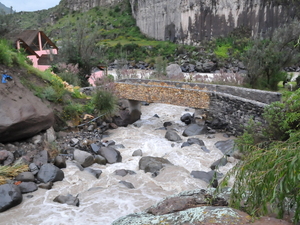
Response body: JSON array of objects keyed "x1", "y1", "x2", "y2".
[{"x1": 0, "y1": 103, "x2": 238, "y2": 225}]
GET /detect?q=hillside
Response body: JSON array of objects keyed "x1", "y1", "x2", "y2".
[{"x1": 0, "y1": 2, "x2": 11, "y2": 14}]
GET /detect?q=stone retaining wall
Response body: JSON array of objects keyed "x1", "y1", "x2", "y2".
[{"x1": 115, "y1": 79, "x2": 281, "y2": 135}]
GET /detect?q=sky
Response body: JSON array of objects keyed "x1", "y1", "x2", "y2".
[{"x1": 0, "y1": 0, "x2": 61, "y2": 12}]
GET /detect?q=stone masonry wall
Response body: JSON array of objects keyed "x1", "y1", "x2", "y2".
[{"x1": 115, "y1": 79, "x2": 281, "y2": 135}]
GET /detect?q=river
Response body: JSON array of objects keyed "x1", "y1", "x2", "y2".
[{"x1": 0, "y1": 103, "x2": 238, "y2": 225}]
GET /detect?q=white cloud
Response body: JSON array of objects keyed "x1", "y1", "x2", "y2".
[{"x1": 1, "y1": 0, "x2": 61, "y2": 12}]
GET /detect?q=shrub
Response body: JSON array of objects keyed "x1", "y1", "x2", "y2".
[
  {"x1": 92, "y1": 87, "x2": 118, "y2": 116},
  {"x1": 223, "y1": 138, "x2": 300, "y2": 223}
]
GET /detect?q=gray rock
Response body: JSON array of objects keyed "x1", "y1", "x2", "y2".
[
  {"x1": 0, "y1": 184, "x2": 22, "y2": 212},
  {"x1": 114, "y1": 169, "x2": 136, "y2": 177},
  {"x1": 54, "y1": 155, "x2": 66, "y2": 168},
  {"x1": 15, "y1": 172, "x2": 35, "y2": 182},
  {"x1": 119, "y1": 180, "x2": 135, "y2": 189},
  {"x1": 180, "y1": 113, "x2": 194, "y2": 125},
  {"x1": 90, "y1": 143, "x2": 100, "y2": 154},
  {"x1": 190, "y1": 170, "x2": 223, "y2": 188},
  {"x1": 94, "y1": 155, "x2": 107, "y2": 165},
  {"x1": 38, "y1": 182, "x2": 53, "y2": 190},
  {"x1": 33, "y1": 150, "x2": 50, "y2": 167},
  {"x1": 36, "y1": 163, "x2": 64, "y2": 183},
  {"x1": 29, "y1": 163, "x2": 39, "y2": 175},
  {"x1": 132, "y1": 149, "x2": 143, "y2": 156},
  {"x1": 165, "y1": 130, "x2": 182, "y2": 142},
  {"x1": 215, "y1": 139, "x2": 237, "y2": 156},
  {"x1": 166, "y1": 64, "x2": 183, "y2": 79},
  {"x1": 0, "y1": 80, "x2": 54, "y2": 143},
  {"x1": 139, "y1": 156, "x2": 173, "y2": 173},
  {"x1": 74, "y1": 149, "x2": 94, "y2": 167},
  {"x1": 45, "y1": 126, "x2": 56, "y2": 142},
  {"x1": 84, "y1": 168, "x2": 102, "y2": 179},
  {"x1": 53, "y1": 194, "x2": 79, "y2": 207},
  {"x1": 210, "y1": 157, "x2": 228, "y2": 170},
  {"x1": 181, "y1": 138, "x2": 205, "y2": 148},
  {"x1": 18, "y1": 182, "x2": 38, "y2": 194},
  {"x1": 98, "y1": 146, "x2": 122, "y2": 164},
  {"x1": 0, "y1": 150, "x2": 14, "y2": 165},
  {"x1": 182, "y1": 124, "x2": 208, "y2": 136}
]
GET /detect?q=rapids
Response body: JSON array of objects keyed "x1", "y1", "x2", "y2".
[{"x1": 0, "y1": 103, "x2": 238, "y2": 225}]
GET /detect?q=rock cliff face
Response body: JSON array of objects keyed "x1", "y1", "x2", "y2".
[
  {"x1": 61, "y1": 0, "x2": 122, "y2": 12},
  {"x1": 130, "y1": 0, "x2": 295, "y2": 44}
]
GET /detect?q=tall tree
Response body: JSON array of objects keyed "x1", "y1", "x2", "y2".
[{"x1": 243, "y1": 20, "x2": 300, "y2": 90}]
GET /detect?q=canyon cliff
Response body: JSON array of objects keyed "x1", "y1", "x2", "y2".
[
  {"x1": 61, "y1": 0, "x2": 297, "y2": 44},
  {"x1": 61, "y1": 0, "x2": 123, "y2": 12}
]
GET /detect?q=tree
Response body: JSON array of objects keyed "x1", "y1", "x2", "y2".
[
  {"x1": 57, "y1": 14, "x2": 104, "y2": 86},
  {"x1": 243, "y1": 20, "x2": 300, "y2": 90}
]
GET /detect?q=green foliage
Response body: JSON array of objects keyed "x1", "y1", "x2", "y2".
[
  {"x1": 222, "y1": 89, "x2": 300, "y2": 223},
  {"x1": 92, "y1": 87, "x2": 118, "y2": 116},
  {"x1": 214, "y1": 44, "x2": 230, "y2": 59},
  {"x1": 154, "y1": 56, "x2": 167, "y2": 78},
  {"x1": 243, "y1": 20, "x2": 300, "y2": 90},
  {"x1": 263, "y1": 89, "x2": 300, "y2": 140},
  {"x1": 62, "y1": 101, "x2": 84, "y2": 121},
  {"x1": 224, "y1": 138, "x2": 300, "y2": 223}
]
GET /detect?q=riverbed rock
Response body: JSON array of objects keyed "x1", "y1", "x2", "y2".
[
  {"x1": 181, "y1": 138, "x2": 205, "y2": 148},
  {"x1": 119, "y1": 180, "x2": 135, "y2": 189},
  {"x1": 36, "y1": 163, "x2": 65, "y2": 183},
  {"x1": 190, "y1": 170, "x2": 223, "y2": 188},
  {"x1": 215, "y1": 139, "x2": 237, "y2": 157},
  {"x1": 182, "y1": 124, "x2": 208, "y2": 136},
  {"x1": 73, "y1": 149, "x2": 94, "y2": 167},
  {"x1": 53, "y1": 194, "x2": 79, "y2": 207},
  {"x1": 114, "y1": 169, "x2": 136, "y2": 177},
  {"x1": 83, "y1": 168, "x2": 102, "y2": 179},
  {"x1": 165, "y1": 130, "x2": 182, "y2": 142},
  {"x1": 18, "y1": 182, "x2": 38, "y2": 194},
  {"x1": 180, "y1": 113, "x2": 194, "y2": 125},
  {"x1": 132, "y1": 149, "x2": 143, "y2": 156},
  {"x1": 210, "y1": 157, "x2": 228, "y2": 170},
  {"x1": 15, "y1": 172, "x2": 35, "y2": 182},
  {"x1": 0, "y1": 150, "x2": 14, "y2": 165},
  {"x1": 113, "y1": 99, "x2": 141, "y2": 127},
  {"x1": 33, "y1": 149, "x2": 50, "y2": 167},
  {"x1": 0, "y1": 184, "x2": 22, "y2": 212},
  {"x1": 54, "y1": 155, "x2": 66, "y2": 168},
  {"x1": 139, "y1": 156, "x2": 173, "y2": 174},
  {"x1": 98, "y1": 146, "x2": 122, "y2": 164}
]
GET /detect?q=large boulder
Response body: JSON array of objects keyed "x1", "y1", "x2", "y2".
[
  {"x1": 0, "y1": 77, "x2": 54, "y2": 143},
  {"x1": 113, "y1": 99, "x2": 141, "y2": 127},
  {"x1": 0, "y1": 184, "x2": 22, "y2": 212},
  {"x1": 166, "y1": 64, "x2": 183, "y2": 79}
]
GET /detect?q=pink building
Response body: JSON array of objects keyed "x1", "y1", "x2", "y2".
[{"x1": 15, "y1": 30, "x2": 58, "y2": 71}]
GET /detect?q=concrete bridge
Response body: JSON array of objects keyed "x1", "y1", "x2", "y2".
[{"x1": 114, "y1": 79, "x2": 282, "y2": 135}]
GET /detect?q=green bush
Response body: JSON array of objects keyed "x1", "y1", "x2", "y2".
[
  {"x1": 220, "y1": 89, "x2": 300, "y2": 223},
  {"x1": 224, "y1": 137, "x2": 300, "y2": 223},
  {"x1": 92, "y1": 87, "x2": 118, "y2": 116},
  {"x1": 57, "y1": 71, "x2": 81, "y2": 86}
]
